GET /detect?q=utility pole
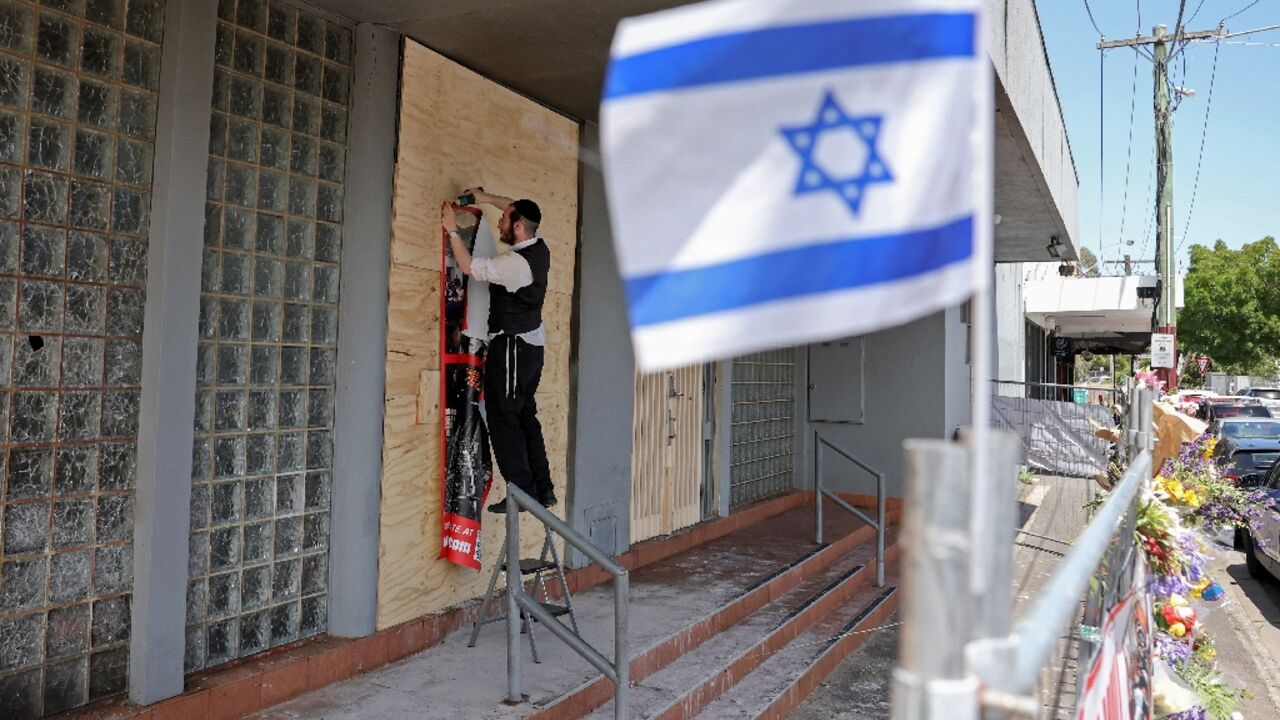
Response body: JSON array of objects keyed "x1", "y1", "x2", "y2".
[
  {"x1": 1099, "y1": 23, "x2": 1227, "y2": 389},
  {"x1": 1152, "y1": 25, "x2": 1177, "y2": 391}
]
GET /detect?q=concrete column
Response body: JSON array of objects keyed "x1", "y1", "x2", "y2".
[
  {"x1": 566, "y1": 122, "x2": 635, "y2": 568},
  {"x1": 130, "y1": 0, "x2": 218, "y2": 704},
  {"x1": 712, "y1": 360, "x2": 733, "y2": 518},
  {"x1": 792, "y1": 346, "x2": 811, "y2": 491},
  {"x1": 328, "y1": 23, "x2": 399, "y2": 638}
]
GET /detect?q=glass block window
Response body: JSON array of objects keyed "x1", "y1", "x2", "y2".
[
  {"x1": 730, "y1": 349, "x2": 795, "y2": 506},
  {"x1": 0, "y1": 1, "x2": 165, "y2": 716},
  {"x1": 185, "y1": 0, "x2": 348, "y2": 673}
]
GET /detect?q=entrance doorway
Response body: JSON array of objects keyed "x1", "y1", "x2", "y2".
[{"x1": 630, "y1": 366, "x2": 705, "y2": 542}]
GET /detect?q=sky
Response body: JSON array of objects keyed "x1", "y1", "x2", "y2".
[{"x1": 1034, "y1": 0, "x2": 1280, "y2": 277}]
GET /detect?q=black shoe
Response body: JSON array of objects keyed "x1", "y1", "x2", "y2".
[
  {"x1": 487, "y1": 499, "x2": 525, "y2": 514},
  {"x1": 539, "y1": 489, "x2": 558, "y2": 509}
]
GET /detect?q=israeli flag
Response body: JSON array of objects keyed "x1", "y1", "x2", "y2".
[{"x1": 602, "y1": 0, "x2": 991, "y2": 371}]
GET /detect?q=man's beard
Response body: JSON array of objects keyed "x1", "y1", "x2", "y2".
[{"x1": 500, "y1": 225, "x2": 516, "y2": 246}]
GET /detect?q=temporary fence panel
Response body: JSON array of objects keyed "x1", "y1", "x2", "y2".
[
  {"x1": 630, "y1": 366, "x2": 703, "y2": 543},
  {"x1": 730, "y1": 349, "x2": 796, "y2": 506},
  {"x1": 991, "y1": 382, "x2": 1117, "y2": 478}
]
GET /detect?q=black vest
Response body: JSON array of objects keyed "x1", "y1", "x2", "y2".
[{"x1": 489, "y1": 239, "x2": 550, "y2": 335}]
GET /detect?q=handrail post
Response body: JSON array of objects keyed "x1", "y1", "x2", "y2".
[
  {"x1": 505, "y1": 496, "x2": 522, "y2": 704},
  {"x1": 876, "y1": 469, "x2": 886, "y2": 587},
  {"x1": 892, "y1": 440, "x2": 978, "y2": 720},
  {"x1": 815, "y1": 432, "x2": 824, "y2": 545},
  {"x1": 614, "y1": 571, "x2": 629, "y2": 720}
]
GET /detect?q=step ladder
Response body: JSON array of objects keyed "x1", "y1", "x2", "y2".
[{"x1": 467, "y1": 525, "x2": 580, "y2": 663}]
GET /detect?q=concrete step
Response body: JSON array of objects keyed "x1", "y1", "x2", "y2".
[
  {"x1": 585, "y1": 537, "x2": 898, "y2": 720},
  {"x1": 691, "y1": 570, "x2": 900, "y2": 720},
  {"x1": 528, "y1": 520, "x2": 887, "y2": 720}
]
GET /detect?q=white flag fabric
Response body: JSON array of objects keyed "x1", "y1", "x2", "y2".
[{"x1": 601, "y1": 0, "x2": 992, "y2": 371}]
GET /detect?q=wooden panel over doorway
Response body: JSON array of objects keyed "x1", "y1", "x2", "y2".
[{"x1": 378, "y1": 41, "x2": 580, "y2": 630}]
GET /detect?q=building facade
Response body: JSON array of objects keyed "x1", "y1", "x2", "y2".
[{"x1": 0, "y1": 0, "x2": 1079, "y2": 717}]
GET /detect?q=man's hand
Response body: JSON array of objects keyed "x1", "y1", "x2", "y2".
[
  {"x1": 466, "y1": 187, "x2": 515, "y2": 210},
  {"x1": 441, "y1": 201, "x2": 458, "y2": 233}
]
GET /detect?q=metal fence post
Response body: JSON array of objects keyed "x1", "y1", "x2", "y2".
[
  {"x1": 505, "y1": 502, "x2": 522, "y2": 704},
  {"x1": 815, "y1": 433, "x2": 824, "y2": 545},
  {"x1": 891, "y1": 440, "x2": 979, "y2": 720},
  {"x1": 615, "y1": 571, "x2": 630, "y2": 720}
]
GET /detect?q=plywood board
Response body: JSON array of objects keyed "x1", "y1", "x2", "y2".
[{"x1": 377, "y1": 41, "x2": 580, "y2": 630}]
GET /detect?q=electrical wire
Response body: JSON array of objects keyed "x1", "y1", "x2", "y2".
[
  {"x1": 1176, "y1": 38, "x2": 1220, "y2": 255},
  {"x1": 1098, "y1": 47, "x2": 1106, "y2": 263},
  {"x1": 1116, "y1": 51, "x2": 1140, "y2": 255},
  {"x1": 1187, "y1": 0, "x2": 1208, "y2": 24},
  {"x1": 1083, "y1": 0, "x2": 1105, "y2": 36},
  {"x1": 1224, "y1": 0, "x2": 1262, "y2": 22}
]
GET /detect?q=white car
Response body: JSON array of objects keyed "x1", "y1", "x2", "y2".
[{"x1": 1238, "y1": 387, "x2": 1280, "y2": 415}]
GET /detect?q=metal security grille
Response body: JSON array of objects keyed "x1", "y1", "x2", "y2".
[
  {"x1": 730, "y1": 349, "x2": 795, "y2": 507},
  {"x1": 186, "y1": 0, "x2": 349, "y2": 673},
  {"x1": 0, "y1": 1, "x2": 166, "y2": 716}
]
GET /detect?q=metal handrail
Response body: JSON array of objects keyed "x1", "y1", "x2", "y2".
[
  {"x1": 991, "y1": 378, "x2": 1123, "y2": 392},
  {"x1": 967, "y1": 386, "x2": 1154, "y2": 713},
  {"x1": 504, "y1": 484, "x2": 629, "y2": 720},
  {"x1": 814, "y1": 432, "x2": 887, "y2": 587}
]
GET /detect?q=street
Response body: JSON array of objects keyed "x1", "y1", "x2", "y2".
[{"x1": 1204, "y1": 544, "x2": 1280, "y2": 718}]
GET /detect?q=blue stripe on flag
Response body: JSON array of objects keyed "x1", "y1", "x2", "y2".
[
  {"x1": 604, "y1": 12, "x2": 976, "y2": 100},
  {"x1": 625, "y1": 216, "x2": 974, "y2": 327}
]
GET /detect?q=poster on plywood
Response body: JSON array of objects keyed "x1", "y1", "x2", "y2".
[{"x1": 440, "y1": 208, "x2": 496, "y2": 569}]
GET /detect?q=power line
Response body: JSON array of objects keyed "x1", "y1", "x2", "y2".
[
  {"x1": 1116, "y1": 50, "x2": 1140, "y2": 252},
  {"x1": 1083, "y1": 0, "x2": 1105, "y2": 36},
  {"x1": 1176, "y1": 38, "x2": 1221, "y2": 255},
  {"x1": 1098, "y1": 47, "x2": 1106, "y2": 262},
  {"x1": 1224, "y1": 0, "x2": 1262, "y2": 22},
  {"x1": 1187, "y1": 0, "x2": 1208, "y2": 24}
]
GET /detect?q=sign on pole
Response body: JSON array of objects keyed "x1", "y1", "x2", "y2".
[
  {"x1": 1072, "y1": 388, "x2": 1087, "y2": 405},
  {"x1": 1151, "y1": 333, "x2": 1175, "y2": 369}
]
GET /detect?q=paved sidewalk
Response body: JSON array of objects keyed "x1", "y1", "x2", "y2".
[{"x1": 792, "y1": 474, "x2": 1094, "y2": 719}]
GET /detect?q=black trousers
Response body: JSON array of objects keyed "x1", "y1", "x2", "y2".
[{"x1": 484, "y1": 334, "x2": 551, "y2": 499}]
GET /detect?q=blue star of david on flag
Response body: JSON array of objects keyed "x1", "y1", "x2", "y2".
[{"x1": 780, "y1": 91, "x2": 893, "y2": 215}]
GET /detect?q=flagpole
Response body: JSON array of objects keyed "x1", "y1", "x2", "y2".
[{"x1": 967, "y1": 7, "x2": 996, "y2": 598}]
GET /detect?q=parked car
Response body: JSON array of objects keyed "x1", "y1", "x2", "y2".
[
  {"x1": 1211, "y1": 417, "x2": 1280, "y2": 443},
  {"x1": 1238, "y1": 387, "x2": 1280, "y2": 414},
  {"x1": 1243, "y1": 461, "x2": 1280, "y2": 581},
  {"x1": 1212, "y1": 420, "x2": 1280, "y2": 487},
  {"x1": 1200, "y1": 398, "x2": 1272, "y2": 423}
]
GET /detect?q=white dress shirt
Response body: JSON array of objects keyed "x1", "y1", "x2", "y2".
[{"x1": 469, "y1": 237, "x2": 547, "y2": 346}]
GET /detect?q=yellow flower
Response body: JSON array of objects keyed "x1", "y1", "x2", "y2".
[{"x1": 1199, "y1": 647, "x2": 1217, "y2": 661}]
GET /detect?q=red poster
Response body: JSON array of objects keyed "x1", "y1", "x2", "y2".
[{"x1": 439, "y1": 209, "x2": 495, "y2": 570}]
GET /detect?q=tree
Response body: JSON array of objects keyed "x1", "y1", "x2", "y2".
[
  {"x1": 1077, "y1": 246, "x2": 1101, "y2": 277},
  {"x1": 1179, "y1": 237, "x2": 1280, "y2": 375}
]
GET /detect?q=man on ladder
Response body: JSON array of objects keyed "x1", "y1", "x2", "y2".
[{"x1": 442, "y1": 188, "x2": 557, "y2": 512}]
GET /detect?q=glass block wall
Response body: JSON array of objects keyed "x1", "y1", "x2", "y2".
[
  {"x1": 0, "y1": 0, "x2": 165, "y2": 716},
  {"x1": 730, "y1": 349, "x2": 796, "y2": 506},
  {"x1": 185, "y1": 0, "x2": 348, "y2": 673}
]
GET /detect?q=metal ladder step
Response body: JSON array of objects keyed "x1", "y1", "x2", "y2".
[
  {"x1": 466, "y1": 524, "x2": 581, "y2": 664},
  {"x1": 519, "y1": 558, "x2": 559, "y2": 575}
]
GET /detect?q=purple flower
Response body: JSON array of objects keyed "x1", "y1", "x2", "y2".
[
  {"x1": 1155, "y1": 633, "x2": 1193, "y2": 666},
  {"x1": 1165, "y1": 707, "x2": 1207, "y2": 720},
  {"x1": 1150, "y1": 572, "x2": 1191, "y2": 597}
]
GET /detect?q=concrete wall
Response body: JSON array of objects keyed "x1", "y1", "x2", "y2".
[
  {"x1": 804, "y1": 312, "x2": 950, "y2": 498},
  {"x1": 566, "y1": 123, "x2": 636, "y2": 568},
  {"x1": 943, "y1": 305, "x2": 972, "y2": 439},
  {"x1": 995, "y1": 262, "x2": 1027, "y2": 386},
  {"x1": 989, "y1": 0, "x2": 1079, "y2": 245}
]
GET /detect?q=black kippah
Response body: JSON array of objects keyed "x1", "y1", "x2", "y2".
[{"x1": 511, "y1": 199, "x2": 541, "y2": 225}]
